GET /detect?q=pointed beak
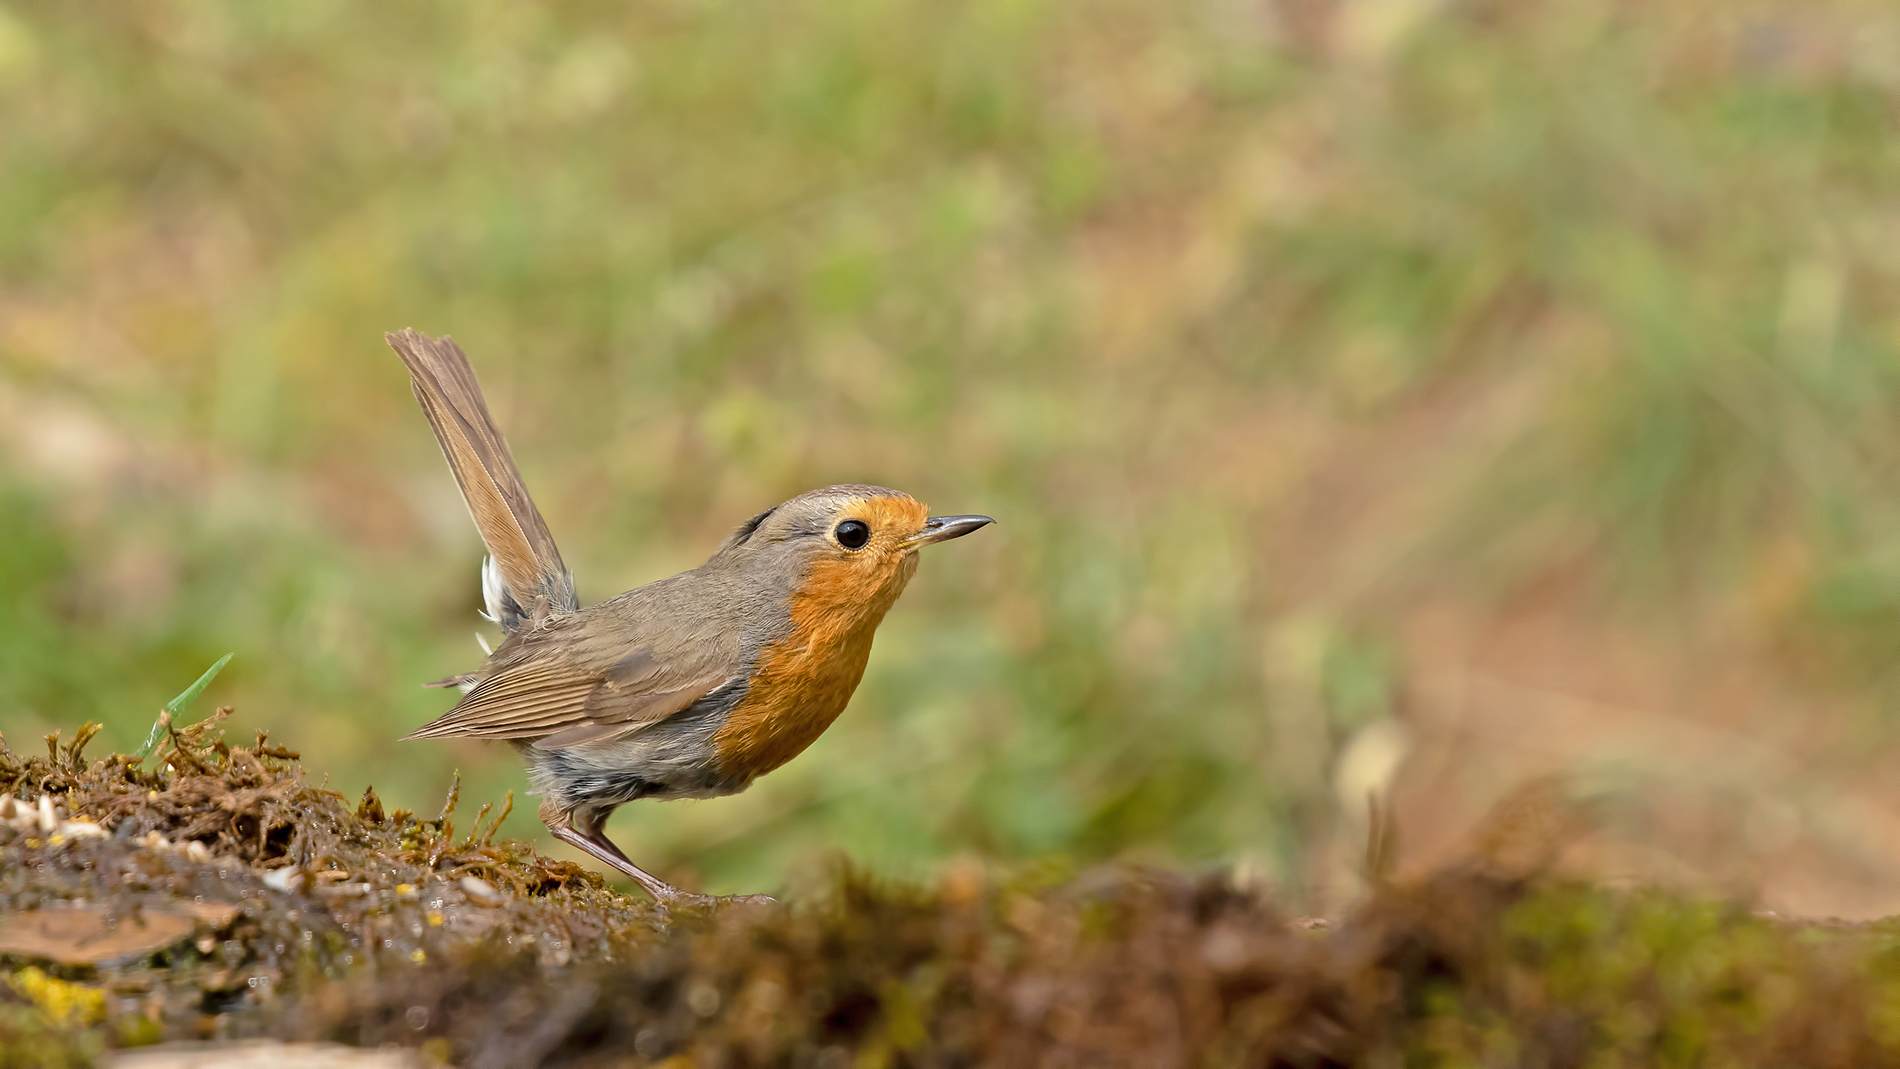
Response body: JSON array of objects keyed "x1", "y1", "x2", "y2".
[{"x1": 902, "y1": 514, "x2": 994, "y2": 549}]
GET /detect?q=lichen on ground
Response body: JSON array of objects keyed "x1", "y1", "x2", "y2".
[{"x1": 7, "y1": 718, "x2": 1900, "y2": 1067}]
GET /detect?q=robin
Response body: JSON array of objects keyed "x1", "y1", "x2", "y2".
[{"x1": 386, "y1": 329, "x2": 991, "y2": 905}]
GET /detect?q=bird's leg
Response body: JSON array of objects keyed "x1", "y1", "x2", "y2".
[
  {"x1": 542, "y1": 800, "x2": 687, "y2": 901},
  {"x1": 540, "y1": 801, "x2": 772, "y2": 907}
]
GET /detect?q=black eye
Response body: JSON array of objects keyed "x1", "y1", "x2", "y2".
[{"x1": 835, "y1": 520, "x2": 870, "y2": 550}]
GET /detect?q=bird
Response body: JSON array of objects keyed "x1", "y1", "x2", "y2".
[{"x1": 385, "y1": 329, "x2": 991, "y2": 905}]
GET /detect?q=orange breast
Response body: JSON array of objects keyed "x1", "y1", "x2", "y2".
[
  {"x1": 712, "y1": 530, "x2": 919, "y2": 784},
  {"x1": 712, "y1": 623, "x2": 876, "y2": 783}
]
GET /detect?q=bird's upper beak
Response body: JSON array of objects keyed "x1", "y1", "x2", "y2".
[{"x1": 902, "y1": 514, "x2": 994, "y2": 549}]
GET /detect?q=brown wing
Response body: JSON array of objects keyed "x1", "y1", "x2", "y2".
[
  {"x1": 404, "y1": 603, "x2": 740, "y2": 751},
  {"x1": 386, "y1": 328, "x2": 577, "y2": 632}
]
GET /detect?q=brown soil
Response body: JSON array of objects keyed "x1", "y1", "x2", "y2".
[{"x1": 5, "y1": 716, "x2": 1900, "y2": 1068}]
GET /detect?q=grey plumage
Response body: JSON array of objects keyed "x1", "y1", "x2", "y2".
[{"x1": 388, "y1": 328, "x2": 991, "y2": 903}]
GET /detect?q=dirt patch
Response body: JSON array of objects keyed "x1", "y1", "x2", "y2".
[
  {"x1": 5, "y1": 718, "x2": 1900, "y2": 1067},
  {"x1": 0, "y1": 712, "x2": 657, "y2": 1063}
]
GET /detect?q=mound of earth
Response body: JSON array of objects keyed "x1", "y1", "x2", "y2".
[{"x1": 3, "y1": 714, "x2": 1898, "y2": 1067}]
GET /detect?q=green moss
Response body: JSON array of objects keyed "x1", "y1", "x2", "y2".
[{"x1": 6, "y1": 721, "x2": 1900, "y2": 1064}]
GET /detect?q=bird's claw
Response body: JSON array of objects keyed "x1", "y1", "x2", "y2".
[{"x1": 657, "y1": 890, "x2": 777, "y2": 910}]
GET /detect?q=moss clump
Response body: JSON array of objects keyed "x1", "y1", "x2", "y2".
[
  {"x1": 251, "y1": 865, "x2": 1900, "y2": 1067},
  {"x1": 0, "y1": 713, "x2": 665, "y2": 1061},
  {"x1": 6, "y1": 723, "x2": 1900, "y2": 1066}
]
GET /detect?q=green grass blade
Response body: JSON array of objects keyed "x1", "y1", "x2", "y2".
[
  {"x1": 165, "y1": 653, "x2": 234, "y2": 715},
  {"x1": 134, "y1": 653, "x2": 235, "y2": 759}
]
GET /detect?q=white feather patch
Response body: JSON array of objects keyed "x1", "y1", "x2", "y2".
[{"x1": 480, "y1": 554, "x2": 505, "y2": 625}]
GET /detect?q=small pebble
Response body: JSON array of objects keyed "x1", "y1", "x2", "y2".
[
  {"x1": 460, "y1": 876, "x2": 501, "y2": 905},
  {"x1": 263, "y1": 868, "x2": 302, "y2": 892}
]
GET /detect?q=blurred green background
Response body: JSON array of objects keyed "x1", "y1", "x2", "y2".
[{"x1": 3, "y1": 0, "x2": 1900, "y2": 905}]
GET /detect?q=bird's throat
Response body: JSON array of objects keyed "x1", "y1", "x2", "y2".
[{"x1": 709, "y1": 553, "x2": 917, "y2": 783}]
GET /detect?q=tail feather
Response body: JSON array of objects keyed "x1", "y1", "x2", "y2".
[{"x1": 386, "y1": 329, "x2": 577, "y2": 632}]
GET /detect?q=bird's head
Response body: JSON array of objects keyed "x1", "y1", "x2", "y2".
[{"x1": 712, "y1": 484, "x2": 991, "y2": 630}]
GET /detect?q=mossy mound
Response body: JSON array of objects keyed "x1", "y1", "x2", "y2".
[{"x1": 4, "y1": 720, "x2": 1900, "y2": 1067}]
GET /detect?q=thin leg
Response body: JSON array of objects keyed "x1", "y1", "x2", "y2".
[
  {"x1": 549, "y1": 821, "x2": 685, "y2": 902},
  {"x1": 540, "y1": 801, "x2": 772, "y2": 907}
]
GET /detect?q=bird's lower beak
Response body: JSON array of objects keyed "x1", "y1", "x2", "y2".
[{"x1": 903, "y1": 514, "x2": 994, "y2": 549}]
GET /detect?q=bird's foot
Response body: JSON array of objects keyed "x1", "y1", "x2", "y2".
[
  {"x1": 656, "y1": 890, "x2": 777, "y2": 910},
  {"x1": 542, "y1": 812, "x2": 777, "y2": 909}
]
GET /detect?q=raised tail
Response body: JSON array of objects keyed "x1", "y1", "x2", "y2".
[{"x1": 386, "y1": 329, "x2": 577, "y2": 632}]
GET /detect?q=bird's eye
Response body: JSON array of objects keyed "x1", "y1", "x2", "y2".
[{"x1": 835, "y1": 520, "x2": 871, "y2": 550}]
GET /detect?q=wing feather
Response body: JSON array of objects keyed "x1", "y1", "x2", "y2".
[
  {"x1": 407, "y1": 641, "x2": 735, "y2": 748},
  {"x1": 406, "y1": 558, "x2": 747, "y2": 749}
]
